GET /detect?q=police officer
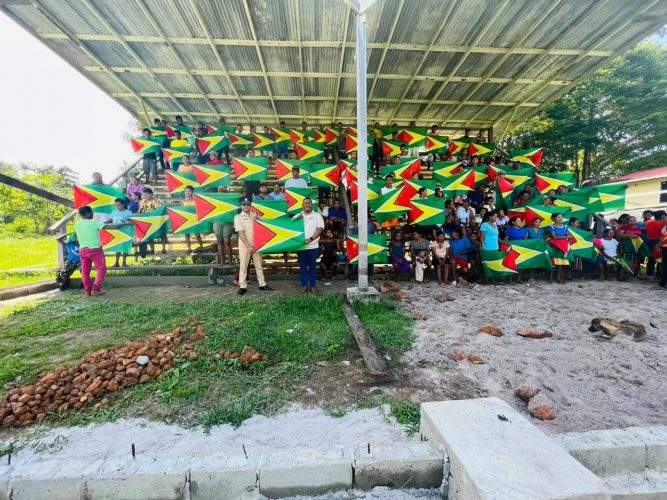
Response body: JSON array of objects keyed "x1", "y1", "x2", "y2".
[{"x1": 234, "y1": 197, "x2": 272, "y2": 295}]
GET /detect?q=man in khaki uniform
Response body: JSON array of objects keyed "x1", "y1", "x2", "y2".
[{"x1": 234, "y1": 197, "x2": 273, "y2": 296}]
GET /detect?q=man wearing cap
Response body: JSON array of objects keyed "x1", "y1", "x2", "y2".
[
  {"x1": 234, "y1": 197, "x2": 272, "y2": 296},
  {"x1": 294, "y1": 197, "x2": 325, "y2": 293},
  {"x1": 285, "y1": 166, "x2": 308, "y2": 189}
]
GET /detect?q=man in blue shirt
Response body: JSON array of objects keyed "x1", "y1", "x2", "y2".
[
  {"x1": 267, "y1": 183, "x2": 285, "y2": 201},
  {"x1": 327, "y1": 198, "x2": 347, "y2": 237}
]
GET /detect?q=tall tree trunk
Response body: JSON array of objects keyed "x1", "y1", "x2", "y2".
[{"x1": 582, "y1": 148, "x2": 591, "y2": 182}]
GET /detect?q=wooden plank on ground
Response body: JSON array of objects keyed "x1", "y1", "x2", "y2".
[{"x1": 340, "y1": 296, "x2": 388, "y2": 377}]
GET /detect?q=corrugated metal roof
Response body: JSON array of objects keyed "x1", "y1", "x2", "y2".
[{"x1": 2, "y1": 0, "x2": 664, "y2": 134}]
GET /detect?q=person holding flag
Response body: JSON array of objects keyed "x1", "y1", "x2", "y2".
[
  {"x1": 140, "y1": 128, "x2": 159, "y2": 185},
  {"x1": 234, "y1": 197, "x2": 272, "y2": 296},
  {"x1": 293, "y1": 198, "x2": 325, "y2": 293}
]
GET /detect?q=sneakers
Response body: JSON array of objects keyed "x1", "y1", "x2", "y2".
[
  {"x1": 238, "y1": 288, "x2": 247, "y2": 296},
  {"x1": 90, "y1": 291, "x2": 105, "y2": 297},
  {"x1": 259, "y1": 286, "x2": 273, "y2": 291}
]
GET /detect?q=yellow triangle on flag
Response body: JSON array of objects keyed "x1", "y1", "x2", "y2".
[
  {"x1": 298, "y1": 143, "x2": 323, "y2": 160},
  {"x1": 505, "y1": 173, "x2": 532, "y2": 186},
  {"x1": 347, "y1": 236, "x2": 385, "y2": 262},
  {"x1": 101, "y1": 228, "x2": 133, "y2": 249},
  {"x1": 193, "y1": 165, "x2": 230, "y2": 187},
  {"x1": 271, "y1": 127, "x2": 290, "y2": 143},
  {"x1": 197, "y1": 194, "x2": 238, "y2": 222},
  {"x1": 252, "y1": 203, "x2": 284, "y2": 220},
  {"x1": 375, "y1": 190, "x2": 405, "y2": 214},
  {"x1": 508, "y1": 244, "x2": 542, "y2": 266},
  {"x1": 80, "y1": 186, "x2": 117, "y2": 209},
  {"x1": 411, "y1": 199, "x2": 442, "y2": 225},
  {"x1": 310, "y1": 165, "x2": 337, "y2": 185},
  {"x1": 554, "y1": 199, "x2": 586, "y2": 213},
  {"x1": 134, "y1": 215, "x2": 169, "y2": 241},
  {"x1": 235, "y1": 159, "x2": 266, "y2": 181},
  {"x1": 598, "y1": 191, "x2": 622, "y2": 205},
  {"x1": 254, "y1": 219, "x2": 303, "y2": 253},
  {"x1": 529, "y1": 207, "x2": 557, "y2": 227},
  {"x1": 486, "y1": 258, "x2": 517, "y2": 274},
  {"x1": 253, "y1": 133, "x2": 274, "y2": 149},
  {"x1": 433, "y1": 162, "x2": 461, "y2": 178},
  {"x1": 569, "y1": 231, "x2": 592, "y2": 252}
]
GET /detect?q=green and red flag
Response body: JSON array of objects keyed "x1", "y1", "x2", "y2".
[
  {"x1": 73, "y1": 184, "x2": 124, "y2": 214},
  {"x1": 350, "y1": 181, "x2": 381, "y2": 205},
  {"x1": 275, "y1": 158, "x2": 310, "y2": 183},
  {"x1": 448, "y1": 136, "x2": 473, "y2": 156},
  {"x1": 382, "y1": 140, "x2": 403, "y2": 157},
  {"x1": 309, "y1": 163, "x2": 341, "y2": 187},
  {"x1": 344, "y1": 164, "x2": 358, "y2": 187},
  {"x1": 501, "y1": 239, "x2": 552, "y2": 270},
  {"x1": 487, "y1": 164, "x2": 502, "y2": 183},
  {"x1": 467, "y1": 142, "x2": 495, "y2": 158},
  {"x1": 100, "y1": 225, "x2": 134, "y2": 254},
  {"x1": 232, "y1": 157, "x2": 268, "y2": 181},
  {"x1": 167, "y1": 205, "x2": 212, "y2": 235},
  {"x1": 252, "y1": 132, "x2": 276, "y2": 150},
  {"x1": 227, "y1": 133, "x2": 254, "y2": 149},
  {"x1": 399, "y1": 180, "x2": 437, "y2": 203},
  {"x1": 370, "y1": 189, "x2": 410, "y2": 223},
  {"x1": 481, "y1": 249, "x2": 519, "y2": 278},
  {"x1": 193, "y1": 192, "x2": 239, "y2": 223},
  {"x1": 270, "y1": 127, "x2": 291, "y2": 143},
  {"x1": 191, "y1": 164, "x2": 231, "y2": 189},
  {"x1": 495, "y1": 176, "x2": 516, "y2": 211},
  {"x1": 567, "y1": 226, "x2": 598, "y2": 261},
  {"x1": 253, "y1": 216, "x2": 306, "y2": 254},
  {"x1": 425, "y1": 135, "x2": 449, "y2": 153},
  {"x1": 346, "y1": 234, "x2": 388, "y2": 264},
  {"x1": 251, "y1": 199, "x2": 288, "y2": 220},
  {"x1": 380, "y1": 158, "x2": 421, "y2": 180},
  {"x1": 295, "y1": 141, "x2": 325, "y2": 161},
  {"x1": 197, "y1": 134, "x2": 229, "y2": 155},
  {"x1": 165, "y1": 170, "x2": 199, "y2": 196},
  {"x1": 440, "y1": 170, "x2": 476, "y2": 196},
  {"x1": 324, "y1": 127, "x2": 339, "y2": 145},
  {"x1": 395, "y1": 128, "x2": 427, "y2": 147},
  {"x1": 546, "y1": 238, "x2": 572, "y2": 260},
  {"x1": 130, "y1": 137, "x2": 162, "y2": 155},
  {"x1": 408, "y1": 197, "x2": 445, "y2": 226},
  {"x1": 621, "y1": 236, "x2": 651, "y2": 260},
  {"x1": 129, "y1": 205, "x2": 170, "y2": 242},
  {"x1": 534, "y1": 173, "x2": 575, "y2": 193},
  {"x1": 595, "y1": 183, "x2": 626, "y2": 210},
  {"x1": 345, "y1": 134, "x2": 373, "y2": 154},
  {"x1": 289, "y1": 129, "x2": 312, "y2": 144},
  {"x1": 504, "y1": 167, "x2": 535, "y2": 190},
  {"x1": 552, "y1": 193, "x2": 591, "y2": 219},
  {"x1": 312, "y1": 129, "x2": 327, "y2": 143},
  {"x1": 524, "y1": 204, "x2": 571, "y2": 227},
  {"x1": 147, "y1": 126, "x2": 167, "y2": 137},
  {"x1": 469, "y1": 165, "x2": 489, "y2": 186},
  {"x1": 432, "y1": 161, "x2": 462, "y2": 182},
  {"x1": 285, "y1": 187, "x2": 318, "y2": 214},
  {"x1": 166, "y1": 124, "x2": 193, "y2": 139},
  {"x1": 162, "y1": 146, "x2": 190, "y2": 166},
  {"x1": 511, "y1": 148, "x2": 543, "y2": 168}
]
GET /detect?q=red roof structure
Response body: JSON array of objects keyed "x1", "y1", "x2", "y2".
[{"x1": 613, "y1": 167, "x2": 667, "y2": 182}]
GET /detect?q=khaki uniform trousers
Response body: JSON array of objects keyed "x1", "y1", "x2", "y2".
[{"x1": 238, "y1": 244, "x2": 266, "y2": 289}]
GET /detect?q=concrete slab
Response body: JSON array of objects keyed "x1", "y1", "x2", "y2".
[
  {"x1": 190, "y1": 453, "x2": 258, "y2": 500},
  {"x1": 9, "y1": 459, "x2": 101, "y2": 500},
  {"x1": 353, "y1": 443, "x2": 445, "y2": 490},
  {"x1": 421, "y1": 397, "x2": 610, "y2": 500},
  {"x1": 346, "y1": 286, "x2": 381, "y2": 302},
  {"x1": 603, "y1": 471, "x2": 667, "y2": 500},
  {"x1": 628, "y1": 427, "x2": 667, "y2": 470},
  {"x1": 259, "y1": 448, "x2": 352, "y2": 498}
]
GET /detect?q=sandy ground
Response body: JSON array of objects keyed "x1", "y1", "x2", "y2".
[{"x1": 390, "y1": 278, "x2": 667, "y2": 434}]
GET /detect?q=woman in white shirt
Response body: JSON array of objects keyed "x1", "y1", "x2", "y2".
[{"x1": 431, "y1": 232, "x2": 455, "y2": 286}]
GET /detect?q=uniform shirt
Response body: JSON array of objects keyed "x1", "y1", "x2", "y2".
[
  {"x1": 234, "y1": 211, "x2": 257, "y2": 249},
  {"x1": 73, "y1": 219, "x2": 106, "y2": 249},
  {"x1": 285, "y1": 177, "x2": 308, "y2": 189},
  {"x1": 302, "y1": 211, "x2": 325, "y2": 249}
]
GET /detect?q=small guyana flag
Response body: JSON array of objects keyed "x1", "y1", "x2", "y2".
[
  {"x1": 232, "y1": 157, "x2": 268, "y2": 181},
  {"x1": 147, "y1": 126, "x2": 167, "y2": 137},
  {"x1": 504, "y1": 167, "x2": 535, "y2": 190},
  {"x1": 130, "y1": 137, "x2": 162, "y2": 155},
  {"x1": 324, "y1": 127, "x2": 339, "y2": 145},
  {"x1": 194, "y1": 192, "x2": 239, "y2": 223},
  {"x1": 129, "y1": 205, "x2": 170, "y2": 242},
  {"x1": 295, "y1": 141, "x2": 325, "y2": 161},
  {"x1": 73, "y1": 184, "x2": 124, "y2": 214},
  {"x1": 227, "y1": 133, "x2": 254, "y2": 149},
  {"x1": 501, "y1": 239, "x2": 552, "y2": 270},
  {"x1": 197, "y1": 134, "x2": 229, "y2": 155},
  {"x1": 621, "y1": 236, "x2": 651, "y2": 259},
  {"x1": 346, "y1": 234, "x2": 388, "y2": 264},
  {"x1": 166, "y1": 124, "x2": 193, "y2": 139},
  {"x1": 251, "y1": 199, "x2": 288, "y2": 220},
  {"x1": 289, "y1": 129, "x2": 313, "y2": 144},
  {"x1": 481, "y1": 249, "x2": 519, "y2": 278},
  {"x1": 567, "y1": 226, "x2": 598, "y2": 261},
  {"x1": 440, "y1": 170, "x2": 476, "y2": 196},
  {"x1": 534, "y1": 173, "x2": 575, "y2": 193},
  {"x1": 309, "y1": 163, "x2": 341, "y2": 187},
  {"x1": 285, "y1": 187, "x2": 318, "y2": 214},
  {"x1": 425, "y1": 135, "x2": 449, "y2": 153},
  {"x1": 275, "y1": 159, "x2": 310, "y2": 183},
  {"x1": 524, "y1": 204, "x2": 571, "y2": 228},
  {"x1": 408, "y1": 197, "x2": 445, "y2": 226},
  {"x1": 252, "y1": 132, "x2": 276, "y2": 150},
  {"x1": 595, "y1": 183, "x2": 626, "y2": 210},
  {"x1": 370, "y1": 189, "x2": 410, "y2": 223},
  {"x1": 382, "y1": 140, "x2": 403, "y2": 157},
  {"x1": 100, "y1": 225, "x2": 134, "y2": 254},
  {"x1": 162, "y1": 146, "x2": 190, "y2": 165},
  {"x1": 191, "y1": 164, "x2": 231, "y2": 189},
  {"x1": 448, "y1": 136, "x2": 473, "y2": 156},
  {"x1": 350, "y1": 181, "x2": 381, "y2": 205},
  {"x1": 432, "y1": 161, "x2": 462, "y2": 181},
  {"x1": 395, "y1": 128, "x2": 427, "y2": 147},
  {"x1": 165, "y1": 170, "x2": 199, "y2": 196},
  {"x1": 381, "y1": 158, "x2": 421, "y2": 180},
  {"x1": 253, "y1": 216, "x2": 306, "y2": 254},
  {"x1": 270, "y1": 127, "x2": 291, "y2": 143},
  {"x1": 495, "y1": 175, "x2": 515, "y2": 211},
  {"x1": 511, "y1": 148, "x2": 543, "y2": 168},
  {"x1": 467, "y1": 142, "x2": 495, "y2": 158},
  {"x1": 167, "y1": 205, "x2": 212, "y2": 235}
]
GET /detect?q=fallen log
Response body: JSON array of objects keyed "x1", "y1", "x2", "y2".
[{"x1": 340, "y1": 296, "x2": 389, "y2": 377}]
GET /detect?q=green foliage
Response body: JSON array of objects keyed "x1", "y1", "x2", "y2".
[
  {"x1": 502, "y1": 43, "x2": 667, "y2": 182},
  {"x1": 380, "y1": 396, "x2": 420, "y2": 436}
]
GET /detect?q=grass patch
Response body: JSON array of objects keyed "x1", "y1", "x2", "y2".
[
  {"x1": 353, "y1": 300, "x2": 414, "y2": 350},
  {"x1": 0, "y1": 272, "x2": 53, "y2": 288},
  {"x1": 380, "y1": 396, "x2": 421, "y2": 436},
  {"x1": 0, "y1": 233, "x2": 56, "y2": 271}
]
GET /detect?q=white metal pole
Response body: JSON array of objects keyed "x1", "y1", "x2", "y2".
[{"x1": 355, "y1": 12, "x2": 369, "y2": 291}]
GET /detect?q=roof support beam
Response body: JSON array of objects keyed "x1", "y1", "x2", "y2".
[
  {"x1": 368, "y1": 0, "x2": 405, "y2": 99},
  {"x1": 332, "y1": 5, "x2": 352, "y2": 123},
  {"x1": 294, "y1": 0, "x2": 306, "y2": 120},
  {"x1": 188, "y1": 0, "x2": 251, "y2": 123},
  {"x1": 241, "y1": 0, "x2": 280, "y2": 124}
]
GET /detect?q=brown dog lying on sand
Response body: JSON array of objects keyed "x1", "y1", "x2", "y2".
[{"x1": 588, "y1": 318, "x2": 647, "y2": 342}]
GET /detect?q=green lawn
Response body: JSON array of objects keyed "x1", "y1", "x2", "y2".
[
  {"x1": 0, "y1": 293, "x2": 413, "y2": 429},
  {"x1": 0, "y1": 233, "x2": 57, "y2": 271}
]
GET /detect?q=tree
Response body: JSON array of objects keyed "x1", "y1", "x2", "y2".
[{"x1": 501, "y1": 43, "x2": 667, "y2": 183}]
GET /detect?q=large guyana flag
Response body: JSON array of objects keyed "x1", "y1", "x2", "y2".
[
  {"x1": 504, "y1": 167, "x2": 535, "y2": 190},
  {"x1": 467, "y1": 142, "x2": 495, "y2": 158},
  {"x1": 350, "y1": 181, "x2": 382, "y2": 205},
  {"x1": 346, "y1": 234, "x2": 388, "y2": 264},
  {"x1": 73, "y1": 184, "x2": 124, "y2": 214},
  {"x1": 289, "y1": 129, "x2": 313, "y2": 144},
  {"x1": 166, "y1": 124, "x2": 193, "y2": 139},
  {"x1": 440, "y1": 170, "x2": 476, "y2": 196},
  {"x1": 596, "y1": 183, "x2": 626, "y2": 210},
  {"x1": 251, "y1": 199, "x2": 288, "y2": 220},
  {"x1": 448, "y1": 136, "x2": 473, "y2": 156},
  {"x1": 191, "y1": 164, "x2": 232, "y2": 189},
  {"x1": 481, "y1": 249, "x2": 519, "y2": 278},
  {"x1": 345, "y1": 134, "x2": 373, "y2": 154},
  {"x1": 147, "y1": 126, "x2": 167, "y2": 137},
  {"x1": 309, "y1": 162, "x2": 341, "y2": 187},
  {"x1": 369, "y1": 189, "x2": 410, "y2": 223},
  {"x1": 130, "y1": 137, "x2": 162, "y2": 155},
  {"x1": 100, "y1": 225, "x2": 134, "y2": 254},
  {"x1": 552, "y1": 192, "x2": 592, "y2": 219},
  {"x1": 197, "y1": 134, "x2": 229, "y2": 155},
  {"x1": 425, "y1": 135, "x2": 449, "y2": 154},
  {"x1": 381, "y1": 140, "x2": 403, "y2": 158},
  {"x1": 495, "y1": 176, "x2": 516, "y2": 210},
  {"x1": 129, "y1": 205, "x2": 170, "y2": 243},
  {"x1": 534, "y1": 172, "x2": 575, "y2": 193},
  {"x1": 510, "y1": 148, "x2": 543, "y2": 168},
  {"x1": 524, "y1": 204, "x2": 571, "y2": 227},
  {"x1": 380, "y1": 158, "x2": 421, "y2": 179},
  {"x1": 193, "y1": 192, "x2": 239, "y2": 223},
  {"x1": 408, "y1": 197, "x2": 445, "y2": 226},
  {"x1": 275, "y1": 159, "x2": 310, "y2": 183},
  {"x1": 295, "y1": 141, "x2": 325, "y2": 161},
  {"x1": 227, "y1": 133, "x2": 254, "y2": 149},
  {"x1": 253, "y1": 217, "x2": 306, "y2": 254},
  {"x1": 232, "y1": 157, "x2": 268, "y2": 181},
  {"x1": 167, "y1": 205, "x2": 212, "y2": 235},
  {"x1": 165, "y1": 170, "x2": 199, "y2": 196},
  {"x1": 432, "y1": 161, "x2": 462, "y2": 181},
  {"x1": 270, "y1": 127, "x2": 291, "y2": 144},
  {"x1": 252, "y1": 132, "x2": 276, "y2": 151},
  {"x1": 162, "y1": 146, "x2": 191, "y2": 166},
  {"x1": 500, "y1": 239, "x2": 552, "y2": 270},
  {"x1": 285, "y1": 187, "x2": 318, "y2": 214},
  {"x1": 395, "y1": 128, "x2": 427, "y2": 147}
]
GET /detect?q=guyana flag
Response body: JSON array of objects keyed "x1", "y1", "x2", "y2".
[
  {"x1": 346, "y1": 234, "x2": 388, "y2": 264},
  {"x1": 395, "y1": 128, "x2": 427, "y2": 147},
  {"x1": 596, "y1": 183, "x2": 626, "y2": 210},
  {"x1": 344, "y1": 164, "x2": 358, "y2": 187},
  {"x1": 469, "y1": 165, "x2": 489, "y2": 186},
  {"x1": 481, "y1": 249, "x2": 519, "y2": 278},
  {"x1": 129, "y1": 205, "x2": 170, "y2": 243},
  {"x1": 253, "y1": 216, "x2": 306, "y2": 254},
  {"x1": 227, "y1": 133, "x2": 254, "y2": 149},
  {"x1": 546, "y1": 238, "x2": 572, "y2": 260},
  {"x1": 147, "y1": 126, "x2": 167, "y2": 137},
  {"x1": 166, "y1": 124, "x2": 193, "y2": 139},
  {"x1": 567, "y1": 226, "x2": 598, "y2": 261},
  {"x1": 501, "y1": 239, "x2": 552, "y2": 271},
  {"x1": 552, "y1": 193, "x2": 592, "y2": 219},
  {"x1": 270, "y1": 127, "x2": 291, "y2": 144},
  {"x1": 100, "y1": 225, "x2": 134, "y2": 254},
  {"x1": 209, "y1": 125, "x2": 237, "y2": 135},
  {"x1": 382, "y1": 140, "x2": 403, "y2": 157},
  {"x1": 524, "y1": 204, "x2": 571, "y2": 227},
  {"x1": 495, "y1": 176, "x2": 516, "y2": 211},
  {"x1": 370, "y1": 189, "x2": 410, "y2": 223},
  {"x1": 191, "y1": 164, "x2": 231, "y2": 189},
  {"x1": 295, "y1": 141, "x2": 325, "y2": 161},
  {"x1": 285, "y1": 187, "x2": 318, "y2": 214},
  {"x1": 534, "y1": 173, "x2": 575, "y2": 193},
  {"x1": 232, "y1": 157, "x2": 268, "y2": 181},
  {"x1": 504, "y1": 167, "x2": 536, "y2": 191},
  {"x1": 275, "y1": 159, "x2": 310, "y2": 183},
  {"x1": 467, "y1": 142, "x2": 495, "y2": 158},
  {"x1": 251, "y1": 199, "x2": 288, "y2": 220},
  {"x1": 571, "y1": 186, "x2": 605, "y2": 213},
  {"x1": 193, "y1": 192, "x2": 239, "y2": 223},
  {"x1": 289, "y1": 129, "x2": 313, "y2": 144},
  {"x1": 448, "y1": 136, "x2": 473, "y2": 156},
  {"x1": 165, "y1": 170, "x2": 199, "y2": 196},
  {"x1": 197, "y1": 134, "x2": 229, "y2": 155},
  {"x1": 408, "y1": 197, "x2": 445, "y2": 226},
  {"x1": 487, "y1": 164, "x2": 503, "y2": 183},
  {"x1": 252, "y1": 132, "x2": 276, "y2": 150},
  {"x1": 621, "y1": 236, "x2": 651, "y2": 260},
  {"x1": 432, "y1": 161, "x2": 462, "y2": 182},
  {"x1": 324, "y1": 127, "x2": 339, "y2": 145},
  {"x1": 162, "y1": 146, "x2": 190, "y2": 166},
  {"x1": 381, "y1": 158, "x2": 421, "y2": 180},
  {"x1": 398, "y1": 180, "x2": 437, "y2": 205},
  {"x1": 425, "y1": 135, "x2": 449, "y2": 153},
  {"x1": 309, "y1": 163, "x2": 341, "y2": 187},
  {"x1": 345, "y1": 134, "x2": 373, "y2": 154},
  {"x1": 130, "y1": 137, "x2": 162, "y2": 155},
  {"x1": 312, "y1": 129, "x2": 327, "y2": 143},
  {"x1": 440, "y1": 170, "x2": 476, "y2": 196},
  {"x1": 167, "y1": 205, "x2": 212, "y2": 235},
  {"x1": 73, "y1": 184, "x2": 124, "y2": 214},
  {"x1": 350, "y1": 181, "x2": 382, "y2": 205},
  {"x1": 511, "y1": 148, "x2": 543, "y2": 168}
]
